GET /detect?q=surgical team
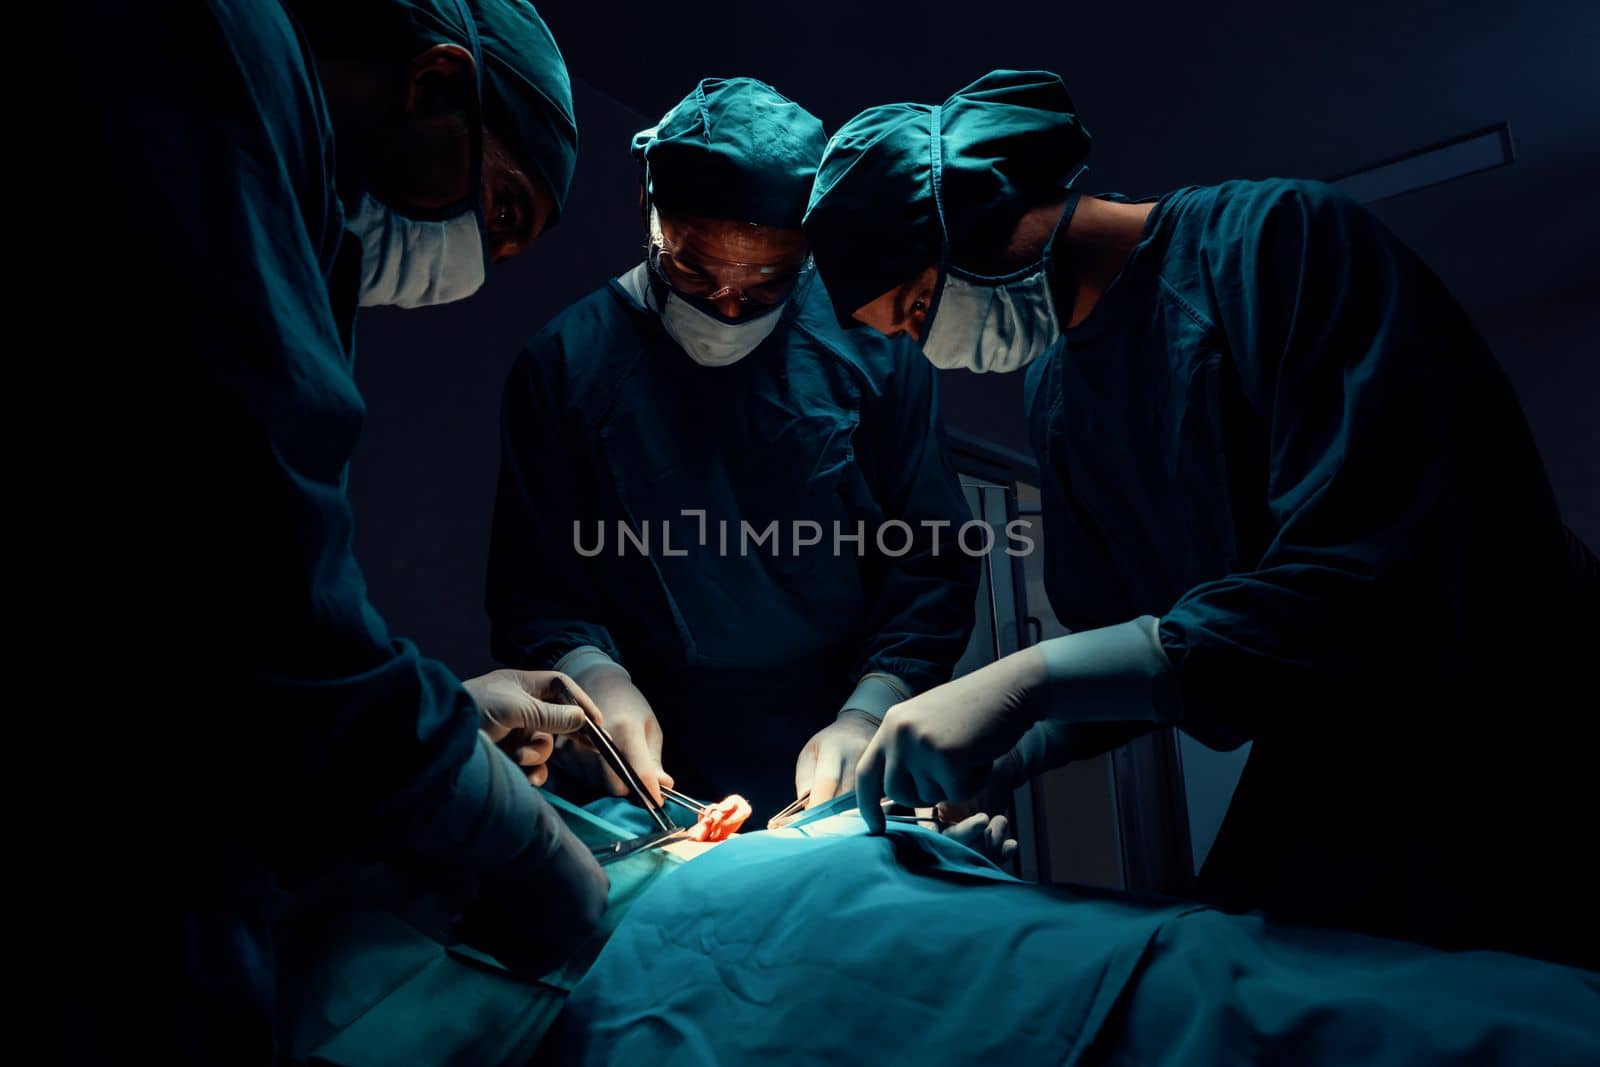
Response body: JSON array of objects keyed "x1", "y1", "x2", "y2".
[{"x1": 66, "y1": 0, "x2": 1593, "y2": 1058}]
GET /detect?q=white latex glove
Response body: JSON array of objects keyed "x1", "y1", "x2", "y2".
[
  {"x1": 563, "y1": 663, "x2": 674, "y2": 805},
  {"x1": 941, "y1": 811, "x2": 1018, "y2": 867},
  {"x1": 935, "y1": 718, "x2": 1156, "y2": 828},
  {"x1": 794, "y1": 709, "x2": 880, "y2": 808},
  {"x1": 461, "y1": 669, "x2": 597, "y2": 787},
  {"x1": 855, "y1": 618, "x2": 1176, "y2": 832}
]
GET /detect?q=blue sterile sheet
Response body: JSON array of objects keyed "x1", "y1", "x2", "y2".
[
  {"x1": 279, "y1": 794, "x2": 693, "y2": 1065},
  {"x1": 548, "y1": 819, "x2": 1600, "y2": 1065}
]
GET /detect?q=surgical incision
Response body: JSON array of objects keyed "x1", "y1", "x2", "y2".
[{"x1": 689, "y1": 795, "x2": 753, "y2": 842}]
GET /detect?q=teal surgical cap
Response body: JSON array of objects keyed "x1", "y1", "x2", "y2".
[
  {"x1": 803, "y1": 70, "x2": 1091, "y2": 322},
  {"x1": 470, "y1": 0, "x2": 579, "y2": 225},
  {"x1": 294, "y1": 1, "x2": 578, "y2": 224},
  {"x1": 632, "y1": 77, "x2": 827, "y2": 228}
]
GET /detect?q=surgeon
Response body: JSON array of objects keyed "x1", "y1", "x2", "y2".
[
  {"x1": 290, "y1": 0, "x2": 580, "y2": 292},
  {"x1": 63, "y1": 1, "x2": 608, "y2": 1060},
  {"x1": 488, "y1": 78, "x2": 980, "y2": 819},
  {"x1": 805, "y1": 71, "x2": 1593, "y2": 966}
]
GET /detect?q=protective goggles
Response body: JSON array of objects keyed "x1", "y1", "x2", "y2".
[{"x1": 648, "y1": 208, "x2": 807, "y2": 310}]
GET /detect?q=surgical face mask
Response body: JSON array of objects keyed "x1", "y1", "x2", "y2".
[
  {"x1": 920, "y1": 265, "x2": 1060, "y2": 374},
  {"x1": 919, "y1": 128, "x2": 1081, "y2": 373},
  {"x1": 348, "y1": 194, "x2": 488, "y2": 309},
  {"x1": 652, "y1": 284, "x2": 785, "y2": 366}
]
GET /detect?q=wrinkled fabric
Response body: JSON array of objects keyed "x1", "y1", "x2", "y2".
[
  {"x1": 60, "y1": 2, "x2": 494, "y2": 1060},
  {"x1": 922, "y1": 260, "x2": 1061, "y2": 373},
  {"x1": 550, "y1": 827, "x2": 1181, "y2": 1064},
  {"x1": 274, "y1": 793, "x2": 683, "y2": 1065},
  {"x1": 804, "y1": 70, "x2": 1090, "y2": 325},
  {"x1": 470, "y1": 0, "x2": 578, "y2": 222},
  {"x1": 487, "y1": 272, "x2": 978, "y2": 816},
  {"x1": 278, "y1": 912, "x2": 565, "y2": 1066},
  {"x1": 1085, "y1": 910, "x2": 1600, "y2": 1066},
  {"x1": 531, "y1": 794, "x2": 696, "y2": 992},
  {"x1": 633, "y1": 77, "x2": 827, "y2": 228},
  {"x1": 1025, "y1": 178, "x2": 1592, "y2": 965},
  {"x1": 348, "y1": 191, "x2": 488, "y2": 308},
  {"x1": 290, "y1": 0, "x2": 578, "y2": 221},
  {"x1": 549, "y1": 823, "x2": 1598, "y2": 1064},
  {"x1": 85, "y1": 0, "x2": 482, "y2": 869}
]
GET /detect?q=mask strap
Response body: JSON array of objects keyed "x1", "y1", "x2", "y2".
[
  {"x1": 448, "y1": 0, "x2": 489, "y2": 265},
  {"x1": 642, "y1": 200, "x2": 675, "y2": 312},
  {"x1": 923, "y1": 104, "x2": 952, "y2": 339},
  {"x1": 1042, "y1": 189, "x2": 1083, "y2": 316}
]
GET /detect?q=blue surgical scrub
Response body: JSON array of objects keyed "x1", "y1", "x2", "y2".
[
  {"x1": 488, "y1": 270, "x2": 980, "y2": 816},
  {"x1": 1027, "y1": 179, "x2": 1592, "y2": 965},
  {"x1": 65, "y1": 1, "x2": 487, "y2": 1058}
]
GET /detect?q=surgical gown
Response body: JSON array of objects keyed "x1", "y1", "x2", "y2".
[
  {"x1": 1026, "y1": 178, "x2": 1593, "y2": 967},
  {"x1": 488, "y1": 270, "x2": 980, "y2": 815},
  {"x1": 61, "y1": 1, "x2": 498, "y2": 1059}
]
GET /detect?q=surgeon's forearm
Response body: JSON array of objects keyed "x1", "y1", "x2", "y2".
[
  {"x1": 1024, "y1": 617, "x2": 1183, "y2": 726},
  {"x1": 553, "y1": 644, "x2": 626, "y2": 681},
  {"x1": 1004, "y1": 718, "x2": 1160, "y2": 781},
  {"x1": 838, "y1": 672, "x2": 910, "y2": 723}
]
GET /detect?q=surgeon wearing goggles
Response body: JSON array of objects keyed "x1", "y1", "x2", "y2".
[
  {"x1": 487, "y1": 77, "x2": 980, "y2": 819},
  {"x1": 803, "y1": 70, "x2": 1592, "y2": 966}
]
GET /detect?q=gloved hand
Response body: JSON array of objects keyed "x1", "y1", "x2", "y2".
[
  {"x1": 410, "y1": 736, "x2": 610, "y2": 976},
  {"x1": 934, "y1": 718, "x2": 1157, "y2": 825},
  {"x1": 462, "y1": 669, "x2": 597, "y2": 786},
  {"x1": 561, "y1": 661, "x2": 673, "y2": 805},
  {"x1": 794, "y1": 709, "x2": 880, "y2": 808},
  {"x1": 941, "y1": 811, "x2": 1018, "y2": 868},
  {"x1": 855, "y1": 617, "x2": 1178, "y2": 832}
]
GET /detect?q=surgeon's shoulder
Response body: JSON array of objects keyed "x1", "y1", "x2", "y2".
[
  {"x1": 1185, "y1": 178, "x2": 1381, "y2": 260},
  {"x1": 511, "y1": 281, "x2": 648, "y2": 397},
  {"x1": 112, "y1": 1, "x2": 339, "y2": 264}
]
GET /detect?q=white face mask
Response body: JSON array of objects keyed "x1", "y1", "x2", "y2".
[
  {"x1": 920, "y1": 265, "x2": 1060, "y2": 374},
  {"x1": 649, "y1": 278, "x2": 785, "y2": 367},
  {"x1": 348, "y1": 194, "x2": 487, "y2": 309}
]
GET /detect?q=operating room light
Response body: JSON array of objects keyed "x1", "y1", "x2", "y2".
[{"x1": 1331, "y1": 123, "x2": 1514, "y2": 203}]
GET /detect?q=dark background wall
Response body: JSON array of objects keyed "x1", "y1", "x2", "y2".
[{"x1": 350, "y1": 0, "x2": 1599, "y2": 678}]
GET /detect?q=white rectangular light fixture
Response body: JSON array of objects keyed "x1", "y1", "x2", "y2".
[{"x1": 1330, "y1": 123, "x2": 1513, "y2": 203}]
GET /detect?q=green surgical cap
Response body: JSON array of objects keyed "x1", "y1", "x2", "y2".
[
  {"x1": 631, "y1": 77, "x2": 826, "y2": 228},
  {"x1": 294, "y1": 1, "x2": 577, "y2": 225},
  {"x1": 292, "y1": 0, "x2": 479, "y2": 64},
  {"x1": 803, "y1": 70, "x2": 1091, "y2": 323},
  {"x1": 470, "y1": 0, "x2": 579, "y2": 225}
]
